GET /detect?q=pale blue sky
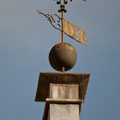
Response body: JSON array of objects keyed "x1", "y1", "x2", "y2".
[{"x1": 0, "y1": 0, "x2": 120, "y2": 120}]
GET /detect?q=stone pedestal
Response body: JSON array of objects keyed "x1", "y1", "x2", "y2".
[{"x1": 35, "y1": 72, "x2": 90, "y2": 120}]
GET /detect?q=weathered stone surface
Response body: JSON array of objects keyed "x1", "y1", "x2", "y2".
[
  {"x1": 43, "y1": 83, "x2": 82, "y2": 120},
  {"x1": 50, "y1": 84, "x2": 79, "y2": 99},
  {"x1": 49, "y1": 104, "x2": 79, "y2": 120}
]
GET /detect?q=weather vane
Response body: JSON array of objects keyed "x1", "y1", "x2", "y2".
[
  {"x1": 35, "y1": 1, "x2": 90, "y2": 120},
  {"x1": 37, "y1": 0, "x2": 87, "y2": 72}
]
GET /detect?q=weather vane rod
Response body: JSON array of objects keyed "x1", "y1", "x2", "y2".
[{"x1": 54, "y1": 0, "x2": 72, "y2": 43}]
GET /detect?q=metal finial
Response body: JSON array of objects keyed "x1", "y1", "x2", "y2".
[
  {"x1": 53, "y1": 0, "x2": 72, "y2": 13},
  {"x1": 53, "y1": 0, "x2": 86, "y2": 13}
]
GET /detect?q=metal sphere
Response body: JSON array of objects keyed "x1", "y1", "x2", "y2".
[{"x1": 49, "y1": 42, "x2": 77, "y2": 71}]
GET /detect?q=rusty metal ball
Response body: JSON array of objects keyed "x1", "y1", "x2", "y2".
[{"x1": 49, "y1": 42, "x2": 77, "y2": 71}]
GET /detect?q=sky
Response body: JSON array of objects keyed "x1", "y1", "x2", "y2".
[{"x1": 0, "y1": 0, "x2": 120, "y2": 120}]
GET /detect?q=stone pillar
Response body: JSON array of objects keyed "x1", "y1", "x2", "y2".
[
  {"x1": 48, "y1": 84, "x2": 79, "y2": 120},
  {"x1": 35, "y1": 72, "x2": 90, "y2": 120}
]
